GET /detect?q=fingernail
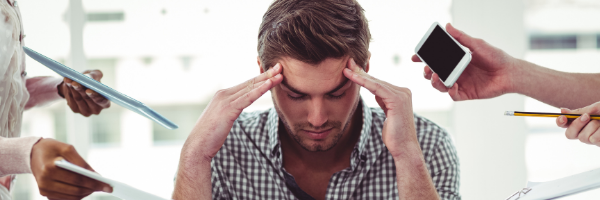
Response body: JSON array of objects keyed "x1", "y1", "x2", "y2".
[
  {"x1": 273, "y1": 64, "x2": 280, "y2": 71},
  {"x1": 65, "y1": 82, "x2": 71, "y2": 86},
  {"x1": 350, "y1": 58, "x2": 356, "y2": 65},
  {"x1": 581, "y1": 114, "x2": 590, "y2": 122},
  {"x1": 73, "y1": 85, "x2": 80, "y2": 90},
  {"x1": 344, "y1": 68, "x2": 352, "y2": 73},
  {"x1": 86, "y1": 92, "x2": 93, "y2": 96},
  {"x1": 103, "y1": 186, "x2": 112, "y2": 193},
  {"x1": 558, "y1": 116, "x2": 564, "y2": 124}
]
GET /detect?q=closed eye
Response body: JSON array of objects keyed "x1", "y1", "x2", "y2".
[
  {"x1": 287, "y1": 93, "x2": 306, "y2": 101},
  {"x1": 327, "y1": 92, "x2": 346, "y2": 100}
]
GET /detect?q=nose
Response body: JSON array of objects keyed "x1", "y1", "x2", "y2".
[{"x1": 307, "y1": 98, "x2": 327, "y2": 128}]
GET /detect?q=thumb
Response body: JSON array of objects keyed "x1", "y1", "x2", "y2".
[
  {"x1": 83, "y1": 70, "x2": 103, "y2": 81},
  {"x1": 375, "y1": 96, "x2": 387, "y2": 115},
  {"x1": 445, "y1": 23, "x2": 476, "y2": 49}
]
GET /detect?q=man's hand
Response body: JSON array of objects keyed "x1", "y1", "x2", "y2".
[
  {"x1": 411, "y1": 23, "x2": 518, "y2": 101},
  {"x1": 30, "y1": 138, "x2": 112, "y2": 200},
  {"x1": 58, "y1": 70, "x2": 110, "y2": 117},
  {"x1": 343, "y1": 58, "x2": 440, "y2": 199},
  {"x1": 173, "y1": 64, "x2": 283, "y2": 199},
  {"x1": 557, "y1": 101, "x2": 600, "y2": 146}
]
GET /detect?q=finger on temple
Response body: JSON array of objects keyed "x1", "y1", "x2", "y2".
[
  {"x1": 230, "y1": 63, "x2": 282, "y2": 92},
  {"x1": 411, "y1": 54, "x2": 421, "y2": 62},
  {"x1": 231, "y1": 74, "x2": 282, "y2": 110},
  {"x1": 346, "y1": 58, "x2": 363, "y2": 73},
  {"x1": 230, "y1": 78, "x2": 269, "y2": 100},
  {"x1": 430, "y1": 73, "x2": 449, "y2": 92},
  {"x1": 343, "y1": 68, "x2": 392, "y2": 99},
  {"x1": 565, "y1": 114, "x2": 591, "y2": 139}
]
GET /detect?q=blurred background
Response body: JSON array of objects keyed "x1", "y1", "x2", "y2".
[{"x1": 10, "y1": 0, "x2": 600, "y2": 199}]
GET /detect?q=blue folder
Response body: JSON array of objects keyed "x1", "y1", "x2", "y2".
[{"x1": 23, "y1": 46, "x2": 178, "y2": 130}]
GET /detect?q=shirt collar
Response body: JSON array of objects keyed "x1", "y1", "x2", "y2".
[{"x1": 266, "y1": 97, "x2": 373, "y2": 169}]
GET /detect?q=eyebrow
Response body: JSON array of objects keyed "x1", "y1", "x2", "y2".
[{"x1": 281, "y1": 78, "x2": 350, "y2": 95}]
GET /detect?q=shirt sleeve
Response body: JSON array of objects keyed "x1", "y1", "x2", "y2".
[
  {"x1": 24, "y1": 76, "x2": 63, "y2": 110},
  {"x1": 0, "y1": 136, "x2": 42, "y2": 177},
  {"x1": 430, "y1": 133, "x2": 461, "y2": 200}
]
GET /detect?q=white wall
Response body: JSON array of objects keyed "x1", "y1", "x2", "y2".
[{"x1": 451, "y1": 0, "x2": 528, "y2": 199}]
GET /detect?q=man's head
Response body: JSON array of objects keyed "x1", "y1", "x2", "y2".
[
  {"x1": 257, "y1": 0, "x2": 371, "y2": 152},
  {"x1": 257, "y1": 0, "x2": 371, "y2": 71}
]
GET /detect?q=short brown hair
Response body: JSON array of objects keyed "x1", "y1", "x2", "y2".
[{"x1": 257, "y1": 0, "x2": 371, "y2": 70}]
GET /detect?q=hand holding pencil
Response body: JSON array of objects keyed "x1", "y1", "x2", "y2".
[
  {"x1": 556, "y1": 101, "x2": 600, "y2": 146},
  {"x1": 505, "y1": 101, "x2": 600, "y2": 147}
]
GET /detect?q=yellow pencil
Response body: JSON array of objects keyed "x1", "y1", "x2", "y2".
[{"x1": 505, "y1": 111, "x2": 600, "y2": 120}]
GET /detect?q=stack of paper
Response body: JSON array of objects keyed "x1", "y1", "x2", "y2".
[{"x1": 506, "y1": 168, "x2": 600, "y2": 200}]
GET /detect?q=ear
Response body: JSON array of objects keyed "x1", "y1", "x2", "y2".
[
  {"x1": 365, "y1": 52, "x2": 371, "y2": 73},
  {"x1": 258, "y1": 56, "x2": 265, "y2": 74}
]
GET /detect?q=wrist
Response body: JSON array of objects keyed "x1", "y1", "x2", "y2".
[
  {"x1": 56, "y1": 81, "x2": 65, "y2": 98},
  {"x1": 506, "y1": 58, "x2": 534, "y2": 95},
  {"x1": 390, "y1": 142, "x2": 424, "y2": 163}
]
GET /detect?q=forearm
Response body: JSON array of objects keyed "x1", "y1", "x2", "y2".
[
  {"x1": 25, "y1": 76, "x2": 63, "y2": 110},
  {"x1": 511, "y1": 59, "x2": 600, "y2": 109},
  {"x1": 0, "y1": 136, "x2": 42, "y2": 176},
  {"x1": 394, "y1": 143, "x2": 440, "y2": 200},
  {"x1": 172, "y1": 142, "x2": 212, "y2": 200}
]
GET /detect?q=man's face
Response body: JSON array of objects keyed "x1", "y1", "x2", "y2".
[{"x1": 268, "y1": 56, "x2": 362, "y2": 152}]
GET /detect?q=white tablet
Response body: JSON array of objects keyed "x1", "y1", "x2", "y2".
[
  {"x1": 55, "y1": 159, "x2": 169, "y2": 200},
  {"x1": 23, "y1": 46, "x2": 178, "y2": 130},
  {"x1": 415, "y1": 22, "x2": 471, "y2": 88}
]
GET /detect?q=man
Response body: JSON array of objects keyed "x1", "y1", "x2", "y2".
[
  {"x1": 411, "y1": 23, "x2": 600, "y2": 147},
  {"x1": 174, "y1": 0, "x2": 460, "y2": 199},
  {"x1": 1, "y1": 0, "x2": 112, "y2": 199}
]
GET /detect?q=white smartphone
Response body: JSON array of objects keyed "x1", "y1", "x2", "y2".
[{"x1": 415, "y1": 22, "x2": 471, "y2": 88}]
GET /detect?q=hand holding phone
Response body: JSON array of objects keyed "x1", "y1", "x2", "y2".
[
  {"x1": 415, "y1": 22, "x2": 471, "y2": 88},
  {"x1": 412, "y1": 23, "x2": 520, "y2": 101}
]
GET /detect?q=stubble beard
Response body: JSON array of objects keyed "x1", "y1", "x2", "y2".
[{"x1": 273, "y1": 96, "x2": 361, "y2": 152}]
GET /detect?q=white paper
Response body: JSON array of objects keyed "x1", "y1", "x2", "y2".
[
  {"x1": 506, "y1": 168, "x2": 600, "y2": 200},
  {"x1": 55, "y1": 160, "x2": 169, "y2": 200}
]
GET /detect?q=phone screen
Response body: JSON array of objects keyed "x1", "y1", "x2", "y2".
[{"x1": 417, "y1": 25, "x2": 466, "y2": 82}]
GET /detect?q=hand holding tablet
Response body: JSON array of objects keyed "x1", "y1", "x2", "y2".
[
  {"x1": 23, "y1": 46, "x2": 178, "y2": 129},
  {"x1": 55, "y1": 159, "x2": 169, "y2": 200}
]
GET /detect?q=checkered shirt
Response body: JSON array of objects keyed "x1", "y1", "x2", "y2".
[{"x1": 210, "y1": 99, "x2": 460, "y2": 199}]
